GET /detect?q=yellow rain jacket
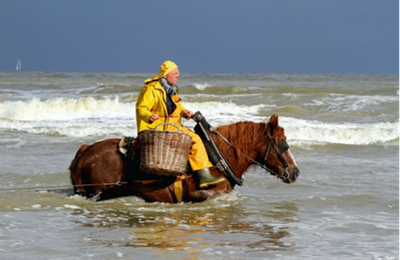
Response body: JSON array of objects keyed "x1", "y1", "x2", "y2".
[{"x1": 136, "y1": 61, "x2": 212, "y2": 171}]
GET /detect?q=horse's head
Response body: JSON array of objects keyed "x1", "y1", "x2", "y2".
[{"x1": 257, "y1": 115, "x2": 300, "y2": 184}]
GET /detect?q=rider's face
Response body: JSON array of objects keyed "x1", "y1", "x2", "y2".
[{"x1": 165, "y1": 68, "x2": 179, "y2": 85}]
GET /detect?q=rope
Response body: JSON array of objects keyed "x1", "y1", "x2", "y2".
[{"x1": 0, "y1": 181, "x2": 127, "y2": 191}]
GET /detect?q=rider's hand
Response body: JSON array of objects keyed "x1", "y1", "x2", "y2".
[
  {"x1": 184, "y1": 111, "x2": 195, "y2": 119},
  {"x1": 149, "y1": 114, "x2": 160, "y2": 123}
]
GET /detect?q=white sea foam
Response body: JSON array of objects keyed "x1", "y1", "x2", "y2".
[
  {"x1": 0, "y1": 98, "x2": 398, "y2": 145},
  {"x1": 0, "y1": 96, "x2": 135, "y2": 121},
  {"x1": 304, "y1": 94, "x2": 398, "y2": 112},
  {"x1": 193, "y1": 83, "x2": 211, "y2": 90},
  {"x1": 0, "y1": 97, "x2": 137, "y2": 137},
  {"x1": 281, "y1": 117, "x2": 399, "y2": 145},
  {"x1": 185, "y1": 101, "x2": 268, "y2": 117}
]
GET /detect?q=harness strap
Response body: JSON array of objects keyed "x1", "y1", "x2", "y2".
[
  {"x1": 167, "y1": 180, "x2": 184, "y2": 203},
  {"x1": 267, "y1": 135, "x2": 288, "y2": 168},
  {"x1": 211, "y1": 127, "x2": 276, "y2": 174},
  {"x1": 174, "y1": 181, "x2": 183, "y2": 203}
]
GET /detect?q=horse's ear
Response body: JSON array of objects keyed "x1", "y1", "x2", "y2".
[
  {"x1": 268, "y1": 114, "x2": 279, "y2": 135},
  {"x1": 269, "y1": 114, "x2": 279, "y2": 127}
]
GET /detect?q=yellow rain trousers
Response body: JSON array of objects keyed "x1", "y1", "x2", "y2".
[{"x1": 136, "y1": 80, "x2": 212, "y2": 171}]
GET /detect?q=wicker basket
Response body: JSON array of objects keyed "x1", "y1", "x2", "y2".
[{"x1": 138, "y1": 122, "x2": 192, "y2": 176}]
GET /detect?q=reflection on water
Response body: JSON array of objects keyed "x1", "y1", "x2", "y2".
[{"x1": 68, "y1": 194, "x2": 299, "y2": 258}]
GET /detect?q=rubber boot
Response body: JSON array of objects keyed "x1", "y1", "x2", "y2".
[{"x1": 194, "y1": 168, "x2": 225, "y2": 189}]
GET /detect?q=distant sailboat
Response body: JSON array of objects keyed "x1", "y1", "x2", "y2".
[{"x1": 16, "y1": 59, "x2": 22, "y2": 71}]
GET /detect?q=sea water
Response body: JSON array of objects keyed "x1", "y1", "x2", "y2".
[{"x1": 0, "y1": 71, "x2": 398, "y2": 259}]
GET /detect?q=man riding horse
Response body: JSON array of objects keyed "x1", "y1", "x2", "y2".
[{"x1": 135, "y1": 61, "x2": 225, "y2": 189}]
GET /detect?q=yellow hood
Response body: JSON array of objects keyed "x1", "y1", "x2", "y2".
[{"x1": 144, "y1": 61, "x2": 178, "y2": 84}]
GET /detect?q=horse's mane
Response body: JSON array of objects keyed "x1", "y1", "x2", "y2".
[
  {"x1": 214, "y1": 121, "x2": 268, "y2": 151},
  {"x1": 214, "y1": 116, "x2": 286, "y2": 145},
  {"x1": 210, "y1": 116, "x2": 286, "y2": 170}
]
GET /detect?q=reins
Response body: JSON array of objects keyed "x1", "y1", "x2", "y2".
[
  {"x1": 0, "y1": 181, "x2": 127, "y2": 192},
  {"x1": 210, "y1": 126, "x2": 281, "y2": 175}
]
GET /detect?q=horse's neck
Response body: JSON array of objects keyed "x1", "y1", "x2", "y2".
[
  {"x1": 212, "y1": 126, "x2": 262, "y2": 179},
  {"x1": 229, "y1": 141, "x2": 258, "y2": 178}
]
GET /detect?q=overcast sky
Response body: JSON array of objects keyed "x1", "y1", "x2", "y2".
[{"x1": 0, "y1": 0, "x2": 398, "y2": 74}]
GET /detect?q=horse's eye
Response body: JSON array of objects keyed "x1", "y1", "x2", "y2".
[{"x1": 279, "y1": 140, "x2": 289, "y2": 153}]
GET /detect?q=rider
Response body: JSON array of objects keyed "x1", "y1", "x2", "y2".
[{"x1": 136, "y1": 60, "x2": 225, "y2": 189}]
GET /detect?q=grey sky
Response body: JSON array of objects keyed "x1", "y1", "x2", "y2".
[{"x1": 0, "y1": 0, "x2": 398, "y2": 74}]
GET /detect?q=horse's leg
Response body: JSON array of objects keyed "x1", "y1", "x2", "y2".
[
  {"x1": 136, "y1": 184, "x2": 175, "y2": 203},
  {"x1": 182, "y1": 170, "x2": 232, "y2": 203}
]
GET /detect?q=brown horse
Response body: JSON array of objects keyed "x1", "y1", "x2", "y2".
[{"x1": 69, "y1": 115, "x2": 300, "y2": 203}]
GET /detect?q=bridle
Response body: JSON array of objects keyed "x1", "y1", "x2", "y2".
[
  {"x1": 213, "y1": 128, "x2": 291, "y2": 181},
  {"x1": 263, "y1": 135, "x2": 290, "y2": 180}
]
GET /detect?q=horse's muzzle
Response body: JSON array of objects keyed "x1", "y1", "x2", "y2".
[{"x1": 280, "y1": 166, "x2": 300, "y2": 184}]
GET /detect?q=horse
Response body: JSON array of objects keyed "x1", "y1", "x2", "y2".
[{"x1": 69, "y1": 115, "x2": 300, "y2": 203}]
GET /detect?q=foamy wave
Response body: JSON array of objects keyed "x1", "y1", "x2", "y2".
[
  {"x1": 184, "y1": 101, "x2": 272, "y2": 118},
  {"x1": 0, "y1": 98, "x2": 398, "y2": 145},
  {"x1": 304, "y1": 94, "x2": 398, "y2": 112},
  {"x1": 0, "y1": 118, "x2": 136, "y2": 138},
  {"x1": 0, "y1": 97, "x2": 135, "y2": 121},
  {"x1": 282, "y1": 117, "x2": 399, "y2": 145},
  {"x1": 192, "y1": 83, "x2": 211, "y2": 90}
]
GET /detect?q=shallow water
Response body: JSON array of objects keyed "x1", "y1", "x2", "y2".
[{"x1": 0, "y1": 72, "x2": 398, "y2": 259}]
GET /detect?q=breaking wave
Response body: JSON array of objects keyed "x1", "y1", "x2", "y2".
[{"x1": 0, "y1": 97, "x2": 398, "y2": 145}]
